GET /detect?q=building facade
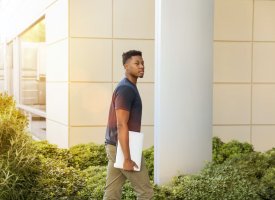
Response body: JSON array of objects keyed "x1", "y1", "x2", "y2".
[
  {"x1": 0, "y1": 0, "x2": 275, "y2": 184},
  {"x1": 0, "y1": 0, "x2": 155, "y2": 149}
]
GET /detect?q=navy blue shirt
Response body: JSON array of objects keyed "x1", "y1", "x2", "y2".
[{"x1": 105, "y1": 78, "x2": 142, "y2": 146}]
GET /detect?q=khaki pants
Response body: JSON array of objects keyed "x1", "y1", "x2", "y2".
[{"x1": 103, "y1": 144, "x2": 154, "y2": 200}]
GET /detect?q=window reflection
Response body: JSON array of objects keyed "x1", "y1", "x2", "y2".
[
  {"x1": 19, "y1": 18, "x2": 46, "y2": 111},
  {"x1": 0, "y1": 44, "x2": 4, "y2": 91}
]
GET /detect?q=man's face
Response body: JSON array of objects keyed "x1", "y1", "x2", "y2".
[{"x1": 125, "y1": 56, "x2": 145, "y2": 78}]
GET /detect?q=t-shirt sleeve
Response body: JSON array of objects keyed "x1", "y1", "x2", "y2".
[{"x1": 114, "y1": 86, "x2": 135, "y2": 111}]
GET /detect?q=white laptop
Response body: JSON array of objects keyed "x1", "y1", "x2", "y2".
[{"x1": 114, "y1": 131, "x2": 144, "y2": 171}]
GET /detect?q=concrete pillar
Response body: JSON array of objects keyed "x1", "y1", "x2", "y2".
[{"x1": 154, "y1": 0, "x2": 214, "y2": 184}]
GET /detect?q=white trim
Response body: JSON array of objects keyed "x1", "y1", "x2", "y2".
[
  {"x1": 13, "y1": 37, "x2": 20, "y2": 102},
  {"x1": 17, "y1": 103, "x2": 46, "y2": 118}
]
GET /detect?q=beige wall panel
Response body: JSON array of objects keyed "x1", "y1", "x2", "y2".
[
  {"x1": 214, "y1": 0, "x2": 253, "y2": 40},
  {"x1": 137, "y1": 83, "x2": 154, "y2": 125},
  {"x1": 0, "y1": 80, "x2": 4, "y2": 92},
  {"x1": 69, "y1": 125, "x2": 154, "y2": 149},
  {"x1": 46, "y1": 82, "x2": 68, "y2": 125},
  {"x1": 70, "y1": 83, "x2": 112, "y2": 126},
  {"x1": 213, "y1": 125, "x2": 251, "y2": 143},
  {"x1": 70, "y1": 38, "x2": 112, "y2": 82},
  {"x1": 141, "y1": 126, "x2": 154, "y2": 150},
  {"x1": 213, "y1": 84, "x2": 251, "y2": 124},
  {"x1": 113, "y1": 39, "x2": 154, "y2": 82},
  {"x1": 252, "y1": 85, "x2": 275, "y2": 124},
  {"x1": 214, "y1": 42, "x2": 252, "y2": 82},
  {"x1": 112, "y1": 83, "x2": 118, "y2": 93},
  {"x1": 46, "y1": 39, "x2": 68, "y2": 81},
  {"x1": 46, "y1": 119, "x2": 69, "y2": 148},
  {"x1": 46, "y1": 0, "x2": 68, "y2": 43},
  {"x1": 254, "y1": 1, "x2": 275, "y2": 41},
  {"x1": 70, "y1": 126, "x2": 106, "y2": 146},
  {"x1": 252, "y1": 126, "x2": 275, "y2": 152},
  {"x1": 0, "y1": 69, "x2": 4, "y2": 77},
  {"x1": 70, "y1": 0, "x2": 112, "y2": 38},
  {"x1": 253, "y1": 42, "x2": 275, "y2": 82},
  {"x1": 113, "y1": 0, "x2": 154, "y2": 39},
  {"x1": 0, "y1": 44, "x2": 4, "y2": 67}
]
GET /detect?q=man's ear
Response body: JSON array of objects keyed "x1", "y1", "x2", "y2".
[{"x1": 124, "y1": 58, "x2": 131, "y2": 70}]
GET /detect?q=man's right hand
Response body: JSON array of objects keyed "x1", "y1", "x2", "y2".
[{"x1": 123, "y1": 159, "x2": 138, "y2": 171}]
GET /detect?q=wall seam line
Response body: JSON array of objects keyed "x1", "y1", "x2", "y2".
[{"x1": 250, "y1": 0, "x2": 255, "y2": 144}]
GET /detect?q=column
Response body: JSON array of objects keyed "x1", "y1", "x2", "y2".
[{"x1": 154, "y1": 0, "x2": 214, "y2": 184}]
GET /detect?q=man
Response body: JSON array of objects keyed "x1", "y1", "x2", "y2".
[{"x1": 103, "y1": 50, "x2": 154, "y2": 200}]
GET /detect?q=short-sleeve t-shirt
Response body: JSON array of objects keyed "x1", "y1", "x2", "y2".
[{"x1": 105, "y1": 77, "x2": 142, "y2": 146}]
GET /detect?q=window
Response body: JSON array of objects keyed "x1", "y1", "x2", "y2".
[
  {"x1": 19, "y1": 18, "x2": 46, "y2": 111},
  {"x1": 6, "y1": 41, "x2": 13, "y2": 95},
  {"x1": 18, "y1": 18, "x2": 46, "y2": 140},
  {"x1": 0, "y1": 43, "x2": 4, "y2": 91}
]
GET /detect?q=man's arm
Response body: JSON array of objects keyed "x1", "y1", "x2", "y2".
[{"x1": 116, "y1": 109, "x2": 138, "y2": 171}]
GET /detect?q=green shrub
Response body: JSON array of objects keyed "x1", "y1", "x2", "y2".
[
  {"x1": 32, "y1": 140, "x2": 71, "y2": 163},
  {"x1": 212, "y1": 137, "x2": 254, "y2": 164},
  {"x1": 77, "y1": 166, "x2": 107, "y2": 200},
  {"x1": 68, "y1": 143, "x2": 108, "y2": 170},
  {"x1": 143, "y1": 146, "x2": 154, "y2": 180},
  {"x1": 212, "y1": 137, "x2": 224, "y2": 163},
  {"x1": 28, "y1": 142, "x2": 108, "y2": 199},
  {"x1": 159, "y1": 151, "x2": 275, "y2": 200},
  {"x1": 0, "y1": 93, "x2": 37, "y2": 200},
  {"x1": 0, "y1": 93, "x2": 28, "y2": 132},
  {"x1": 28, "y1": 158, "x2": 86, "y2": 200},
  {"x1": 228, "y1": 152, "x2": 271, "y2": 180},
  {"x1": 26, "y1": 141, "x2": 275, "y2": 200},
  {"x1": 265, "y1": 148, "x2": 275, "y2": 167},
  {"x1": 152, "y1": 184, "x2": 174, "y2": 200},
  {"x1": 259, "y1": 167, "x2": 275, "y2": 200},
  {"x1": 121, "y1": 181, "x2": 137, "y2": 200},
  {"x1": 165, "y1": 164, "x2": 256, "y2": 199},
  {"x1": 0, "y1": 93, "x2": 29, "y2": 156}
]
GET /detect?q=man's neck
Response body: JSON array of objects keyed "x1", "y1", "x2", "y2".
[{"x1": 125, "y1": 74, "x2": 137, "y2": 85}]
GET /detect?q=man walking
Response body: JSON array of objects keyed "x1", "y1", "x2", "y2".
[{"x1": 103, "y1": 50, "x2": 154, "y2": 200}]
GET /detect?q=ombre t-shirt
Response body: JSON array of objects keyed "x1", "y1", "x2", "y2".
[{"x1": 105, "y1": 77, "x2": 142, "y2": 146}]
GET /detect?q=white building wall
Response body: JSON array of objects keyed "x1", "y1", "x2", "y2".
[
  {"x1": 0, "y1": 0, "x2": 155, "y2": 149},
  {"x1": 0, "y1": 44, "x2": 4, "y2": 91},
  {"x1": 213, "y1": 0, "x2": 275, "y2": 152},
  {"x1": 68, "y1": 0, "x2": 155, "y2": 148},
  {"x1": 45, "y1": 0, "x2": 69, "y2": 148}
]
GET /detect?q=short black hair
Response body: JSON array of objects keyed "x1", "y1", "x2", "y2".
[{"x1": 122, "y1": 50, "x2": 142, "y2": 65}]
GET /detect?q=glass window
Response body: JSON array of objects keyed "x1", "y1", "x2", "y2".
[
  {"x1": 19, "y1": 18, "x2": 46, "y2": 111},
  {"x1": 18, "y1": 18, "x2": 46, "y2": 140},
  {"x1": 0, "y1": 43, "x2": 4, "y2": 91},
  {"x1": 6, "y1": 41, "x2": 13, "y2": 95}
]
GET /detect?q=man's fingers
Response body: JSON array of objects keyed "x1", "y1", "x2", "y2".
[{"x1": 123, "y1": 160, "x2": 138, "y2": 171}]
